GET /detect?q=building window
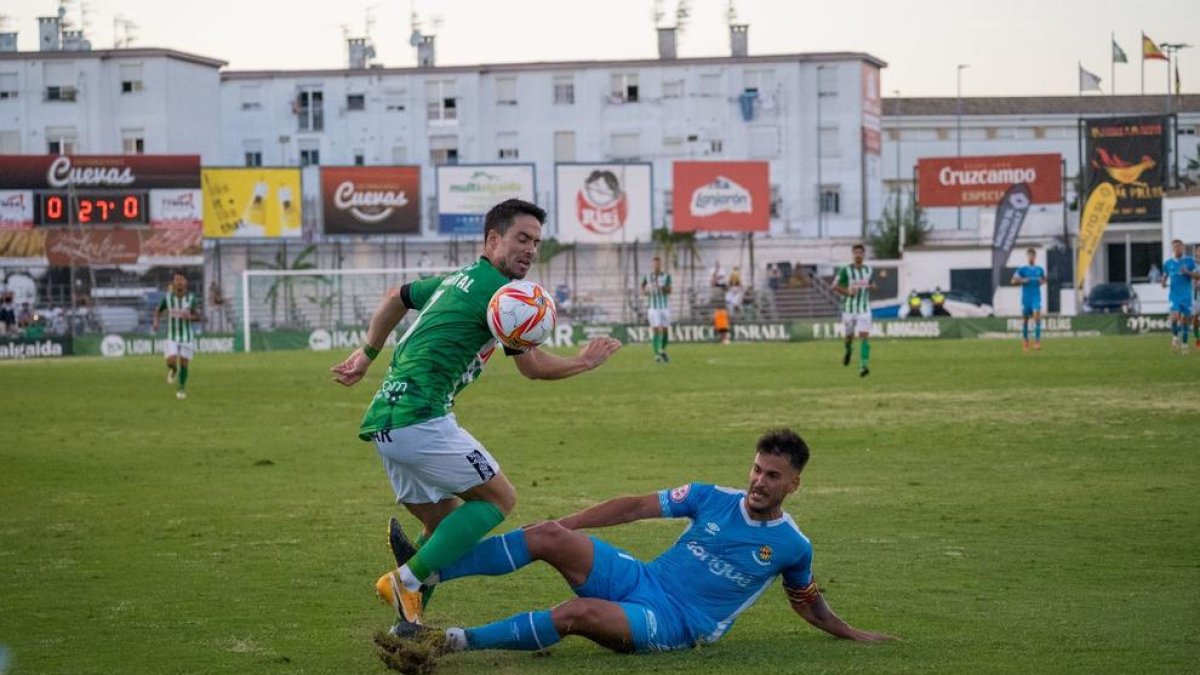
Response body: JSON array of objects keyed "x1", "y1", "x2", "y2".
[
  {"x1": 354, "y1": 151, "x2": 365, "y2": 166},
  {"x1": 496, "y1": 77, "x2": 517, "y2": 106},
  {"x1": 347, "y1": 94, "x2": 366, "y2": 111},
  {"x1": 820, "y1": 186, "x2": 841, "y2": 214},
  {"x1": 47, "y1": 137, "x2": 77, "y2": 155},
  {"x1": 295, "y1": 89, "x2": 324, "y2": 131},
  {"x1": 0, "y1": 73, "x2": 17, "y2": 99},
  {"x1": 700, "y1": 73, "x2": 721, "y2": 96},
  {"x1": 709, "y1": 139, "x2": 724, "y2": 154},
  {"x1": 299, "y1": 140, "x2": 320, "y2": 166},
  {"x1": 817, "y1": 66, "x2": 838, "y2": 97},
  {"x1": 244, "y1": 151, "x2": 263, "y2": 167},
  {"x1": 426, "y1": 80, "x2": 458, "y2": 123},
  {"x1": 743, "y1": 69, "x2": 774, "y2": 94},
  {"x1": 553, "y1": 74, "x2": 574, "y2": 105},
  {"x1": 609, "y1": 73, "x2": 639, "y2": 103},
  {"x1": 240, "y1": 85, "x2": 262, "y2": 110},
  {"x1": 384, "y1": 89, "x2": 407, "y2": 112},
  {"x1": 610, "y1": 132, "x2": 639, "y2": 159},
  {"x1": 45, "y1": 85, "x2": 77, "y2": 102},
  {"x1": 392, "y1": 145, "x2": 408, "y2": 163},
  {"x1": 430, "y1": 135, "x2": 458, "y2": 165},
  {"x1": 663, "y1": 80, "x2": 684, "y2": 99},
  {"x1": 121, "y1": 129, "x2": 145, "y2": 155},
  {"x1": 554, "y1": 131, "x2": 576, "y2": 162},
  {"x1": 119, "y1": 63, "x2": 143, "y2": 94},
  {"x1": 819, "y1": 126, "x2": 840, "y2": 158},
  {"x1": 497, "y1": 132, "x2": 519, "y2": 160}
]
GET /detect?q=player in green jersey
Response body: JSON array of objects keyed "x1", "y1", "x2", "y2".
[
  {"x1": 641, "y1": 256, "x2": 672, "y2": 363},
  {"x1": 330, "y1": 199, "x2": 622, "y2": 629},
  {"x1": 152, "y1": 271, "x2": 200, "y2": 400},
  {"x1": 833, "y1": 245, "x2": 875, "y2": 377}
]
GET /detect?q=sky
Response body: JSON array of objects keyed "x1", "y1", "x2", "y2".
[{"x1": 4, "y1": 0, "x2": 1199, "y2": 97}]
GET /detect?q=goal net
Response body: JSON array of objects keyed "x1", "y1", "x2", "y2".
[{"x1": 238, "y1": 266, "x2": 457, "y2": 352}]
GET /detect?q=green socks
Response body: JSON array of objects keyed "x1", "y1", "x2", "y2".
[
  {"x1": 178, "y1": 365, "x2": 189, "y2": 389},
  {"x1": 406, "y1": 500, "x2": 505, "y2": 582},
  {"x1": 860, "y1": 339, "x2": 870, "y2": 367},
  {"x1": 414, "y1": 532, "x2": 437, "y2": 606},
  {"x1": 651, "y1": 333, "x2": 662, "y2": 355},
  {"x1": 661, "y1": 331, "x2": 669, "y2": 350}
]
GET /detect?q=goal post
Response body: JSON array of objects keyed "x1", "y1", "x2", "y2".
[{"x1": 239, "y1": 266, "x2": 458, "y2": 352}]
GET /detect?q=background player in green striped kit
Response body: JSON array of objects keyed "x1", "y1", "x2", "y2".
[
  {"x1": 834, "y1": 244, "x2": 876, "y2": 377},
  {"x1": 641, "y1": 256, "x2": 672, "y2": 363},
  {"x1": 152, "y1": 271, "x2": 200, "y2": 400},
  {"x1": 329, "y1": 199, "x2": 621, "y2": 631}
]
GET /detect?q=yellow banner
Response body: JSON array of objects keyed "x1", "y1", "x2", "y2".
[
  {"x1": 202, "y1": 169, "x2": 302, "y2": 239},
  {"x1": 1076, "y1": 183, "x2": 1117, "y2": 287}
]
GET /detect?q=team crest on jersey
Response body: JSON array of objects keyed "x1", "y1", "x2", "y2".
[
  {"x1": 705, "y1": 522, "x2": 720, "y2": 536},
  {"x1": 670, "y1": 485, "x2": 690, "y2": 503},
  {"x1": 753, "y1": 545, "x2": 773, "y2": 566}
]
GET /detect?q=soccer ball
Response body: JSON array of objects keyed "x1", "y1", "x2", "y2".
[{"x1": 487, "y1": 280, "x2": 557, "y2": 350}]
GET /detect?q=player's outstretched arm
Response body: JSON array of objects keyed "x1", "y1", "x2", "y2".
[
  {"x1": 513, "y1": 337, "x2": 621, "y2": 380},
  {"x1": 330, "y1": 286, "x2": 409, "y2": 387},
  {"x1": 556, "y1": 493, "x2": 662, "y2": 530},
  {"x1": 788, "y1": 585, "x2": 896, "y2": 642}
]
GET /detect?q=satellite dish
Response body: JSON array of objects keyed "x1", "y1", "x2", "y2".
[{"x1": 409, "y1": 30, "x2": 421, "y2": 47}]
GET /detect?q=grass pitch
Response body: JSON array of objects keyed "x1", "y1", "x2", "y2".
[{"x1": 1, "y1": 336, "x2": 1198, "y2": 674}]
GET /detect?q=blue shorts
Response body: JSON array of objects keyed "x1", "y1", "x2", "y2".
[
  {"x1": 1022, "y1": 301, "x2": 1041, "y2": 317},
  {"x1": 1169, "y1": 299, "x2": 1194, "y2": 316},
  {"x1": 573, "y1": 537, "x2": 694, "y2": 653}
]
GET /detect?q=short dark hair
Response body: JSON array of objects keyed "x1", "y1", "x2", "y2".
[
  {"x1": 1026, "y1": 247, "x2": 1036, "y2": 254},
  {"x1": 484, "y1": 199, "x2": 546, "y2": 239},
  {"x1": 756, "y1": 428, "x2": 810, "y2": 472},
  {"x1": 852, "y1": 243, "x2": 865, "y2": 252},
  {"x1": 1172, "y1": 238, "x2": 1184, "y2": 246},
  {"x1": 171, "y1": 270, "x2": 186, "y2": 279}
]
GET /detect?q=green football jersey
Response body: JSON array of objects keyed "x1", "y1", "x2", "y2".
[
  {"x1": 159, "y1": 292, "x2": 198, "y2": 343},
  {"x1": 642, "y1": 272, "x2": 671, "y2": 310},
  {"x1": 837, "y1": 264, "x2": 872, "y2": 314},
  {"x1": 358, "y1": 257, "x2": 512, "y2": 439}
]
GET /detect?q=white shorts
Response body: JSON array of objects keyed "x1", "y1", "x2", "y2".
[
  {"x1": 165, "y1": 340, "x2": 195, "y2": 360},
  {"x1": 647, "y1": 308, "x2": 671, "y2": 329},
  {"x1": 842, "y1": 312, "x2": 872, "y2": 335},
  {"x1": 371, "y1": 414, "x2": 501, "y2": 504}
]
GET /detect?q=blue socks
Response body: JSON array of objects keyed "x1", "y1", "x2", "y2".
[
  {"x1": 438, "y1": 529, "x2": 532, "y2": 583},
  {"x1": 1022, "y1": 321, "x2": 1029, "y2": 340},
  {"x1": 465, "y1": 610, "x2": 561, "y2": 651},
  {"x1": 1034, "y1": 320, "x2": 1041, "y2": 342}
]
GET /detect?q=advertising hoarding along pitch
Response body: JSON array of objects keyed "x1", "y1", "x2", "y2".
[
  {"x1": 437, "y1": 165, "x2": 536, "y2": 235},
  {"x1": 555, "y1": 163, "x2": 653, "y2": 244},
  {"x1": 917, "y1": 155, "x2": 1063, "y2": 207},
  {"x1": 320, "y1": 166, "x2": 421, "y2": 235},
  {"x1": 202, "y1": 168, "x2": 303, "y2": 239},
  {"x1": 672, "y1": 161, "x2": 770, "y2": 232}
]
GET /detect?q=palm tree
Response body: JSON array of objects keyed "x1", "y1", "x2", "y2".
[{"x1": 250, "y1": 242, "x2": 322, "y2": 328}]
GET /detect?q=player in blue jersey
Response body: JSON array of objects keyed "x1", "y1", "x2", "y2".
[
  {"x1": 1162, "y1": 239, "x2": 1200, "y2": 354},
  {"x1": 374, "y1": 429, "x2": 893, "y2": 669},
  {"x1": 1011, "y1": 247, "x2": 1046, "y2": 352}
]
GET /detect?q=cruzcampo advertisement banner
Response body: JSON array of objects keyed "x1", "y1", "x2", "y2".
[{"x1": 202, "y1": 168, "x2": 303, "y2": 239}]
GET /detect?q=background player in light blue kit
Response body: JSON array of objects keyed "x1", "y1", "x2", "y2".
[
  {"x1": 1162, "y1": 239, "x2": 1200, "y2": 354},
  {"x1": 1011, "y1": 247, "x2": 1046, "y2": 352},
  {"x1": 375, "y1": 429, "x2": 893, "y2": 668}
]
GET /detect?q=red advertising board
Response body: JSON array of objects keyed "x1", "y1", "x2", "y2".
[
  {"x1": 917, "y1": 154, "x2": 1062, "y2": 207},
  {"x1": 320, "y1": 166, "x2": 421, "y2": 235},
  {"x1": 672, "y1": 161, "x2": 770, "y2": 232},
  {"x1": 0, "y1": 155, "x2": 201, "y2": 190}
]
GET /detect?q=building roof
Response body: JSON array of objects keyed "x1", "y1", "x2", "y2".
[
  {"x1": 221, "y1": 51, "x2": 887, "y2": 80},
  {"x1": 884, "y1": 94, "x2": 1200, "y2": 117},
  {"x1": 0, "y1": 47, "x2": 227, "y2": 69}
]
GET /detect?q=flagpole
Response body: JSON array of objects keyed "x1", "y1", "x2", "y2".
[
  {"x1": 1111, "y1": 32, "x2": 1115, "y2": 96},
  {"x1": 1141, "y1": 32, "x2": 1145, "y2": 95}
]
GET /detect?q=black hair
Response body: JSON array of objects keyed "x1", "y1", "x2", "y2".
[
  {"x1": 484, "y1": 199, "x2": 546, "y2": 239},
  {"x1": 1026, "y1": 247, "x2": 1036, "y2": 254},
  {"x1": 1171, "y1": 238, "x2": 1184, "y2": 246},
  {"x1": 756, "y1": 428, "x2": 810, "y2": 472},
  {"x1": 852, "y1": 243, "x2": 865, "y2": 252},
  {"x1": 585, "y1": 170, "x2": 621, "y2": 195},
  {"x1": 171, "y1": 269, "x2": 186, "y2": 278}
]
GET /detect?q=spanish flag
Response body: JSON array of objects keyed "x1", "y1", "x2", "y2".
[{"x1": 1143, "y1": 33, "x2": 1168, "y2": 61}]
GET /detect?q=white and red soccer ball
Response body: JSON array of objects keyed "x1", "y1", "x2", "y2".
[{"x1": 487, "y1": 280, "x2": 557, "y2": 350}]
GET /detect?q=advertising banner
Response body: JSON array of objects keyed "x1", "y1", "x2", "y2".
[
  {"x1": 77, "y1": 333, "x2": 238, "y2": 358},
  {"x1": 44, "y1": 229, "x2": 141, "y2": 266},
  {"x1": 0, "y1": 336, "x2": 72, "y2": 360},
  {"x1": 0, "y1": 191, "x2": 34, "y2": 230},
  {"x1": 0, "y1": 155, "x2": 201, "y2": 190},
  {"x1": 1084, "y1": 115, "x2": 1168, "y2": 222},
  {"x1": 917, "y1": 154, "x2": 1062, "y2": 207},
  {"x1": 437, "y1": 165, "x2": 536, "y2": 235},
  {"x1": 671, "y1": 161, "x2": 770, "y2": 232},
  {"x1": 138, "y1": 228, "x2": 203, "y2": 264},
  {"x1": 0, "y1": 230, "x2": 46, "y2": 259},
  {"x1": 149, "y1": 189, "x2": 203, "y2": 230},
  {"x1": 990, "y1": 183, "x2": 1033, "y2": 294},
  {"x1": 555, "y1": 163, "x2": 653, "y2": 244},
  {"x1": 202, "y1": 168, "x2": 303, "y2": 238},
  {"x1": 861, "y1": 63, "x2": 883, "y2": 155},
  {"x1": 1076, "y1": 183, "x2": 1118, "y2": 286},
  {"x1": 320, "y1": 166, "x2": 421, "y2": 235}
]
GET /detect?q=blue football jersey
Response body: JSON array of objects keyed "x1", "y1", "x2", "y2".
[
  {"x1": 1016, "y1": 265, "x2": 1044, "y2": 305},
  {"x1": 1164, "y1": 256, "x2": 1197, "y2": 301},
  {"x1": 649, "y1": 483, "x2": 813, "y2": 644}
]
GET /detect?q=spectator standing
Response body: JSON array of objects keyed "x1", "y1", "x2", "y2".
[
  {"x1": 16, "y1": 302, "x2": 33, "y2": 329},
  {"x1": 0, "y1": 289, "x2": 14, "y2": 336}
]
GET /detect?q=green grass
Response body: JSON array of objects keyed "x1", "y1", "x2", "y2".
[{"x1": 2, "y1": 337, "x2": 1198, "y2": 674}]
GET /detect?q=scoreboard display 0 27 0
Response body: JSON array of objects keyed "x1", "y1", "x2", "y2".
[{"x1": 36, "y1": 191, "x2": 149, "y2": 225}]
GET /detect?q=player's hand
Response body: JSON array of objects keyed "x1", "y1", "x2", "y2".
[
  {"x1": 330, "y1": 348, "x2": 373, "y2": 387},
  {"x1": 578, "y1": 337, "x2": 621, "y2": 370}
]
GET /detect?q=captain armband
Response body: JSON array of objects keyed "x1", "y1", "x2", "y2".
[{"x1": 785, "y1": 582, "x2": 821, "y2": 605}]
